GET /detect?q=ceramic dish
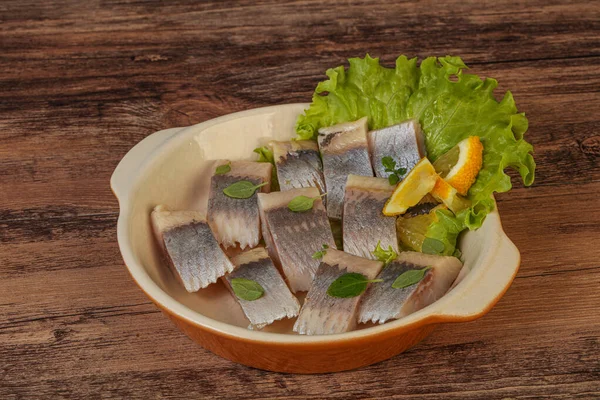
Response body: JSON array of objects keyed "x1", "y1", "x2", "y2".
[{"x1": 110, "y1": 103, "x2": 520, "y2": 373}]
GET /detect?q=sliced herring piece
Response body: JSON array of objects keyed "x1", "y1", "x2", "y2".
[
  {"x1": 151, "y1": 205, "x2": 234, "y2": 292},
  {"x1": 293, "y1": 249, "x2": 383, "y2": 335},
  {"x1": 223, "y1": 247, "x2": 300, "y2": 330}
]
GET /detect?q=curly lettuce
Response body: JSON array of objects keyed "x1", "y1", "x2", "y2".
[{"x1": 295, "y1": 55, "x2": 535, "y2": 256}]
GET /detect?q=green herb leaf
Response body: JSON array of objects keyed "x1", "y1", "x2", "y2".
[
  {"x1": 312, "y1": 243, "x2": 329, "y2": 259},
  {"x1": 327, "y1": 273, "x2": 383, "y2": 298},
  {"x1": 381, "y1": 156, "x2": 396, "y2": 172},
  {"x1": 392, "y1": 267, "x2": 431, "y2": 289},
  {"x1": 287, "y1": 193, "x2": 326, "y2": 212},
  {"x1": 223, "y1": 181, "x2": 268, "y2": 199},
  {"x1": 230, "y1": 278, "x2": 264, "y2": 301},
  {"x1": 253, "y1": 146, "x2": 279, "y2": 191},
  {"x1": 372, "y1": 241, "x2": 398, "y2": 265},
  {"x1": 215, "y1": 163, "x2": 231, "y2": 175},
  {"x1": 253, "y1": 146, "x2": 274, "y2": 164},
  {"x1": 382, "y1": 156, "x2": 408, "y2": 185},
  {"x1": 421, "y1": 237, "x2": 446, "y2": 255}
]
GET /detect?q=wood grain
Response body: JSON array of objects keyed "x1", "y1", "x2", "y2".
[{"x1": 1, "y1": 0, "x2": 599, "y2": 398}]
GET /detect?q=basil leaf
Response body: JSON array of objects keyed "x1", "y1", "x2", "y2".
[
  {"x1": 288, "y1": 195, "x2": 315, "y2": 212},
  {"x1": 287, "y1": 193, "x2": 326, "y2": 212},
  {"x1": 223, "y1": 181, "x2": 268, "y2": 199},
  {"x1": 327, "y1": 273, "x2": 383, "y2": 298},
  {"x1": 381, "y1": 156, "x2": 396, "y2": 172},
  {"x1": 215, "y1": 163, "x2": 231, "y2": 175},
  {"x1": 230, "y1": 278, "x2": 264, "y2": 301},
  {"x1": 392, "y1": 267, "x2": 431, "y2": 289},
  {"x1": 388, "y1": 174, "x2": 399, "y2": 186},
  {"x1": 422, "y1": 237, "x2": 445, "y2": 255},
  {"x1": 372, "y1": 241, "x2": 398, "y2": 265},
  {"x1": 397, "y1": 167, "x2": 407, "y2": 176}
]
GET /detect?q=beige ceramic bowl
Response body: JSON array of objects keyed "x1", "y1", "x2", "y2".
[{"x1": 111, "y1": 103, "x2": 520, "y2": 373}]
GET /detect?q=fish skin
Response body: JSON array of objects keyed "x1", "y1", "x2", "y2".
[
  {"x1": 343, "y1": 175, "x2": 398, "y2": 260},
  {"x1": 151, "y1": 206, "x2": 235, "y2": 292},
  {"x1": 207, "y1": 161, "x2": 272, "y2": 249},
  {"x1": 403, "y1": 199, "x2": 440, "y2": 218},
  {"x1": 368, "y1": 119, "x2": 427, "y2": 179},
  {"x1": 258, "y1": 187, "x2": 336, "y2": 293},
  {"x1": 271, "y1": 140, "x2": 326, "y2": 194},
  {"x1": 358, "y1": 251, "x2": 462, "y2": 324},
  {"x1": 223, "y1": 247, "x2": 300, "y2": 330},
  {"x1": 293, "y1": 249, "x2": 383, "y2": 335},
  {"x1": 318, "y1": 118, "x2": 373, "y2": 220}
]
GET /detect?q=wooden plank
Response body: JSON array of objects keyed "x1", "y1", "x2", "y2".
[
  {"x1": 1, "y1": 59, "x2": 599, "y2": 214},
  {"x1": 1, "y1": 270, "x2": 598, "y2": 399},
  {"x1": 0, "y1": 0, "x2": 599, "y2": 65}
]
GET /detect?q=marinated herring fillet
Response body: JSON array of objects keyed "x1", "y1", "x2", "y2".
[
  {"x1": 358, "y1": 251, "x2": 462, "y2": 324},
  {"x1": 271, "y1": 140, "x2": 325, "y2": 193},
  {"x1": 223, "y1": 247, "x2": 300, "y2": 330},
  {"x1": 207, "y1": 161, "x2": 272, "y2": 249},
  {"x1": 151, "y1": 205, "x2": 235, "y2": 292},
  {"x1": 318, "y1": 117, "x2": 374, "y2": 220},
  {"x1": 293, "y1": 249, "x2": 384, "y2": 335},
  {"x1": 258, "y1": 187, "x2": 336, "y2": 293},
  {"x1": 368, "y1": 119, "x2": 426, "y2": 179},
  {"x1": 343, "y1": 175, "x2": 398, "y2": 259}
]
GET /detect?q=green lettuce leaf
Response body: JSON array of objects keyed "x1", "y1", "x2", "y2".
[
  {"x1": 296, "y1": 54, "x2": 419, "y2": 140},
  {"x1": 424, "y1": 209, "x2": 466, "y2": 256},
  {"x1": 295, "y1": 54, "x2": 535, "y2": 255}
]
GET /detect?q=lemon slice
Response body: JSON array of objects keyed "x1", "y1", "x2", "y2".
[
  {"x1": 433, "y1": 136, "x2": 483, "y2": 196},
  {"x1": 430, "y1": 176, "x2": 471, "y2": 214},
  {"x1": 382, "y1": 158, "x2": 438, "y2": 216},
  {"x1": 396, "y1": 205, "x2": 447, "y2": 252}
]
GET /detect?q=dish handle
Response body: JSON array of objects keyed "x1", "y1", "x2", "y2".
[
  {"x1": 110, "y1": 127, "x2": 184, "y2": 203},
  {"x1": 435, "y1": 231, "x2": 520, "y2": 321}
]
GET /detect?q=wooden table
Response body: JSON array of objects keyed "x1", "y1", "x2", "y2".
[{"x1": 2, "y1": 1, "x2": 599, "y2": 398}]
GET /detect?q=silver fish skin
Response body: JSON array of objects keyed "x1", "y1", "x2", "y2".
[
  {"x1": 271, "y1": 140, "x2": 325, "y2": 194},
  {"x1": 368, "y1": 119, "x2": 426, "y2": 179},
  {"x1": 403, "y1": 194, "x2": 440, "y2": 218},
  {"x1": 207, "y1": 161, "x2": 272, "y2": 249},
  {"x1": 358, "y1": 251, "x2": 462, "y2": 324},
  {"x1": 293, "y1": 249, "x2": 383, "y2": 335},
  {"x1": 223, "y1": 247, "x2": 300, "y2": 330},
  {"x1": 318, "y1": 117, "x2": 374, "y2": 220},
  {"x1": 343, "y1": 175, "x2": 398, "y2": 260},
  {"x1": 151, "y1": 205, "x2": 235, "y2": 292},
  {"x1": 258, "y1": 187, "x2": 336, "y2": 293}
]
